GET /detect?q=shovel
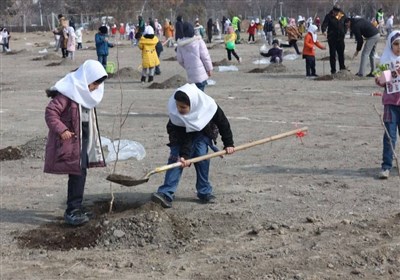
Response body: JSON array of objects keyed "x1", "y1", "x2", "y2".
[{"x1": 106, "y1": 127, "x2": 308, "y2": 187}]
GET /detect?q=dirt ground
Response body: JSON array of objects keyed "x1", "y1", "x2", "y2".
[{"x1": 0, "y1": 29, "x2": 399, "y2": 280}]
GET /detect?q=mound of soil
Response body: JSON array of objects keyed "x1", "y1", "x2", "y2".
[
  {"x1": 0, "y1": 136, "x2": 47, "y2": 161},
  {"x1": 148, "y1": 75, "x2": 186, "y2": 89},
  {"x1": 0, "y1": 146, "x2": 23, "y2": 161},
  {"x1": 247, "y1": 68, "x2": 266, "y2": 73},
  {"x1": 19, "y1": 136, "x2": 47, "y2": 159},
  {"x1": 109, "y1": 67, "x2": 142, "y2": 80},
  {"x1": 264, "y1": 63, "x2": 288, "y2": 73},
  {"x1": 17, "y1": 201, "x2": 194, "y2": 251},
  {"x1": 32, "y1": 53, "x2": 61, "y2": 61},
  {"x1": 212, "y1": 58, "x2": 230, "y2": 66},
  {"x1": 315, "y1": 70, "x2": 362, "y2": 81},
  {"x1": 34, "y1": 42, "x2": 49, "y2": 48},
  {"x1": 163, "y1": 56, "x2": 177, "y2": 61},
  {"x1": 5, "y1": 49, "x2": 29, "y2": 55}
]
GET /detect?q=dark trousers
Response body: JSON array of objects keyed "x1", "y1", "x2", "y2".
[
  {"x1": 248, "y1": 34, "x2": 255, "y2": 42},
  {"x1": 304, "y1": 55, "x2": 316, "y2": 76},
  {"x1": 328, "y1": 39, "x2": 346, "y2": 74},
  {"x1": 280, "y1": 39, "x2": 300, "y2": 54},
  {"x1": 61, "y1": 48, "x2": 68, "y2": 58},
  {"x1": 77, "y1": 43, "x2": 82, "y2": 49},
  {"x1": 66, "y1": 121, "x2": 89, "y2": 213},
  {"x1": 98, "y1": 55, "x2": 108, "y2": 69},
  {"x1": 67, "y1": 169, "x2": 87, "y2": 213},
  {"x1": 226, "y1": 49, "x2": 239, "y2": 61}
]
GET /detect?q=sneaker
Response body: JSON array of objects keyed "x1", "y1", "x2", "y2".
[
  {"x1": 151, "y1": 192, "x2": 172, "y2": 208},
  {"x1": 64, "y1": 209, "x2": 89, "y2": 226},
  {"x1": 238, "y1": 57, "x2": 242, "y2": 64},
  {"x1": 80, "y1": 207, "x2": 94, "y2": 219},
  {"x1": 366, "y1": 73, "x2": 375, "y2": 77},
  {"x1": 199, "y1": 194, "x2": 216, "y2": 204},
  {"x1": 378, "y1": 169, "x2": 390, "y2": 179}
]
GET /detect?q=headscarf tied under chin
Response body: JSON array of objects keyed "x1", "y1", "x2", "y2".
[
  {"x1": 168, "y1": 83, "x2": 218, "y2": 132},
  {"x1": 307, "y1": 24, "x2": 318, "y2": 43},
  {"x1": 54, "y1": 60, "x2": 107, "y2": 109},
  {"x1": 380, "y1": 30, "x2": 400, "y2": 65}
]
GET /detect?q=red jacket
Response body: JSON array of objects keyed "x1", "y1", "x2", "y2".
[
  {"x1": 302, "y1": 32, "x2": 324, "y2": 56},
  {"x1": 247, "y1": 24, "x2": 257, "y2": 35},
  {"x1": 44, "y1": 94, "x2": 105, "y2": 175}
]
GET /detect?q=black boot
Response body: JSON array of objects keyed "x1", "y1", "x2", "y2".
[
  {"x1": 155, "y1": 66, "x2": 161, "y2": 75},
  {"x1": 148, "y1": 76, "x2": 154, "y2": 83},
  {"x1": 141, "y1": 76, "x2": 146, "y2": 83}
]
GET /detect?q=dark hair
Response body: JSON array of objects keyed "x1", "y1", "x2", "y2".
[
  {"x1": 99, "y1": 26, "x2": 108, "y2": 34},
  {"x1": 94, "y1": 75, "x2": 108, "y2": 85},
  {"x1": 46, "y1": 88, "x2": 60, "y2": 98},
  {"x1": 332, "y1": 6, "x2": 341, "y2": 12},
  {"x1": 174, "y1": 90, "x2": 190, "y2": 106}
]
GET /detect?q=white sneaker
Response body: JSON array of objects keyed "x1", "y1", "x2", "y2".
[
  {"x1": 378, "y1": 169, "x2": 390, "y2": 179},
  {"x1": 238, "y1": 57, "x2": 242, "y2": 64}
]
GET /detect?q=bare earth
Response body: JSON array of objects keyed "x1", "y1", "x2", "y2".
[{"x1": 0, "y1": 30, "x2": 399, "y2": 280}]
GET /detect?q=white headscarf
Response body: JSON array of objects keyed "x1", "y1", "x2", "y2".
[
  {"x1": 308, "y1": 24, "x2": 318, "y2": 42},
  {"x1": 380, "y1": 30, "x2": 400, "y2": 65},
  {"x1": 168, "y1": 83, "x2": 218, "y2": 132},
  {"x1": 54, "y1": 60, "x2": 107, "y2": 109},
  {"x1": 143, "y1": 25, "x2": 154, "y2": 35}
]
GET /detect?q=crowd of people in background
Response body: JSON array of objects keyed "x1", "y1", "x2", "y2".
[{"x1": 46, "y1": 7, "x2": 397, "y2": 80}]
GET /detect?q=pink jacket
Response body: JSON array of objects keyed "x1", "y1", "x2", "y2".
[
  {"x1": 176, "y1": 36, "x2": 213, "y2": 84},
  {"x1": 44, "y1": 94, "x2": 105, "y2": 175}
]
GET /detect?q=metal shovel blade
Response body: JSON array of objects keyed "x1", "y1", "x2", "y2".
[{"x1": 106, "y1": 173, "x2": 149, "y2": 186}]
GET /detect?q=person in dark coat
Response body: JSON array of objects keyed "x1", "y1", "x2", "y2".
[
  {"x1": 206, "y1": 18, "x2": 213, "y2": 43},
  {"x1": 175, "y1": 15, "x2": 184, "y2": 41},
  {"x1": 345, "y1": 17, "x2": 380, "y2": 77},
  {"x1": 321, "y1": 5, "x2": 348, "y2": 74},
  {"x1": 44, "y1": 60, "x2": 108, "y2": 226},
  {"x1": 95, "y1": 26, "x2": 114, "y2": 68},
  {"x1": 260, "y1": 39, "x2": 283, "y2": 63}
]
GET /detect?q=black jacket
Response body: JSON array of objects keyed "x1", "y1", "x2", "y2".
[
  {"x1": 321, "y1": 9, "x2": 347, "y2": 41},
  {"x1": 175, "y1": 16, "x2": 184, "y2": 41},
  {"x1": 166, "y1": 106, "x2": 234, "y2": 159},
  {"x1": 350, "y1": 18, "x2": 379, "y2": 51}
]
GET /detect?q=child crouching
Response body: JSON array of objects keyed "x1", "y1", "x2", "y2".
[{"x1": 151, "y1": 83, "x2": 235, "y2": 208}]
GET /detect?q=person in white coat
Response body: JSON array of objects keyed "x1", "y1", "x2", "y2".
[{"x1": 176, "y1": 22, "x2": 213, "y2": 91}]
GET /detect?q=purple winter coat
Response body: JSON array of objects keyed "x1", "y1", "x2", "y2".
[
  {"x1": 176, "y1": 36, "x2": 213, "y2": 84},
  {"x1": 44, "y1": 94, "x2": 105, "y2": 175}
]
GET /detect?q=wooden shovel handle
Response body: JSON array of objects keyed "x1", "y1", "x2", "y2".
[{"x1": 149, "y1": 127, "x2": 308, "y2": 176}]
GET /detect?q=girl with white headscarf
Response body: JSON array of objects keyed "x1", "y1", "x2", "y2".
[
  {"x1": 44, "y1": 60, "x2": 108, "y2": 225},
  {"x1": 151, "y1": 83, "x2": 235, "y2": 208},
  {"x1": 375, "y1": 30, "x2": 400, "y2": 179},
  {"x1": 302, "y1": 24, "x2": 326, "y2": 77}
]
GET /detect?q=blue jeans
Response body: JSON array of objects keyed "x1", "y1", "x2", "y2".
[
  {"x1": 98, "y1": 55, "x2": 108, "y2": 69},
  {"x1": 382, "y1": 105, "x2": 400, "y2": 171},
  {"x1": 157, "y1": 134, "x2": 213, "y2": 201},
  {"x1": 195, "y1": 80, "x2": 208, "y2": 92}
]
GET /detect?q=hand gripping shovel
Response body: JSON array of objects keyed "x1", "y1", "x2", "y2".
[{"x1": 106, "y1": 127, "x2": 308, "y2": 187}]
